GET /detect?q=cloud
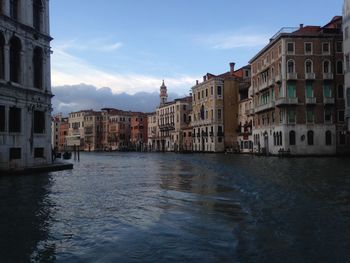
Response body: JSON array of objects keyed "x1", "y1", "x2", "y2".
[
  {"x1": 55, "y1": 38, "x2": 123, "y2": 53},
  {"x1": 194, "y1": 30, "x2": 271, "y2": 50},
  {"x1": 51, "y1": 45, "x2": 198, "y2": 95},
  {"x1": 52, "y1": 84, "x2": 181, "y2": 115}
]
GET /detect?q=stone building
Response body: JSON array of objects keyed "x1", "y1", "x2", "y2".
[
  {"x1": 83, "y1": 111, "x2": 102, "y2": 152},
  {"x1": 51, "y1": 113, "x2": 62, "y2": 151},
  {"x1": 250, "y1": 17, "x2": 349, "y2": 155},
  {"x1": 0, "y1": 0, "x2": 53, "y2": 169},
  {"x1": 58, "y1": 117, "x2": 68, "y2": 151},
  {"x1": 344, "y1": 0, "x2": 350, "y2": 132},
  {"x1": 147, "y1": 112, "x2": 158, "y2": 151},
  {"x1": 191, "y1": 63, "x2": 249, "y2": 152},
  {"x1": 66, "y1": 110, "x2": 94, "y2": 150}
]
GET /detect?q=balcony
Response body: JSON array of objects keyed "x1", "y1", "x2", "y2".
[
  {"x1": 268, "y1": 79, "x2": 275, "y2": 87},
  {"x1": 276, "y1": 97, "x2": 299, "y2": 106},
  {"x1": 287, "y1": 73, "x2": 298, "y2": 80},
  {"x1": 305, "y1": 97, "x2": 317, "y2": 104},
  {"x1": 305, "y1": 72, "x2": 316, "y2": 80},
  {"x1": 323, "y1": 97, "x2": 335, "y2": 104},
  {"x1": 323, "y1": 73, "x2": 334, "y2": 80},
  {"x1": 275, "y1": 74, "x2": 282, "y2": 83},
  {"x1": 259, "y1": 81, "x2": 269, "y2": 92},
  {"x1": 245, "y1": 108, "x2": 255, "y2": 116},
  {"x1": 255, "y1": 101, "x2": 276, "y2": 113}
]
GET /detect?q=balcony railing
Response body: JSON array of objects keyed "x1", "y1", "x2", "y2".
[
  {"x1": 259, "y1": 81, "x2": 269, "y2": 92},
  {"x1": 276, "y1": 97, "x2": 299, "y2": 106},
  {"x1": 305, "y1": 72, "x2": 316, "y2": 80},
  {"x1": 305, "y1": 97, "x2": 317, "y2": 104},
  {"x1": 245, "y1": 108, "x2": 255, "y2": 115},
  {"x1": 323, "y1": 73, "x2": 334, "y2": 80},
  {"x1": 268, "y1": 79, "x2": 275, "y2": 87},
  {"x1": 323, "y1": 97, "x2": 335, "y2": 104},
  {"x1": 287, "y1": 73, "x2": 298, "y2": 80},
  {"x1": 255, "y1": 101, "x2": 276, "y2": 113}
]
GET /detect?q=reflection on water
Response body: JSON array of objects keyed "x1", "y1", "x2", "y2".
[{"x1": 0, "y1": 153, "x2": 350, "y2": 262}]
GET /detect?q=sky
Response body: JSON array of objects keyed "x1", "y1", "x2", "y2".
[{"x1": 50, "y1": 0, "x2": 344, "y2": 113}]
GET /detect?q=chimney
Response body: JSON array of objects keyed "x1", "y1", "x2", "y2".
[
  {"x1": 203, "y1": 75, "x2": 207, "y2": 82},
  {"x1": 300, "y1": 24, "x2": 304, "y2": 29},
  {"x1": 196, "y1": 80, "x2": 199, "y2": 85},
  {"x1": 230, "y1": 62, "x2": 235, "y2": 73}
]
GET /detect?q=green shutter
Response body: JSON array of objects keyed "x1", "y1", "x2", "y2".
[
  {"x1": 306, "y1": 84, "x2": 313, "y2": 98},
  {"x1": 287, "y1": 84, "x2": 296, "y2": 98},
  {"x1": 324, "y1": 85, "x2": 331, "y2": 98}
]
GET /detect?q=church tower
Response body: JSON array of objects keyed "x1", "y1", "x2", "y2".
[{"x1": 160, "y1": 80, "x2": 168, "y2": 106}]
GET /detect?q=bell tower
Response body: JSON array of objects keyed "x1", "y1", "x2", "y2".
[{"x1": 160, "y1": 80, "x2": 168, "y2": 106}]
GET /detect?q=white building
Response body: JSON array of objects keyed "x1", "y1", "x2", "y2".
[
  {"x1": 344, "y1": 0, "x2": 350, "y2": 131},
  {"x1": 0, "y1": 0, "x2": 53, "y2": 170}
]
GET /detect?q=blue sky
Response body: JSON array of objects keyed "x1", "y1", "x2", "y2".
[{"x1": 50, "y1": 0, "x2": 344, "y2": 96}]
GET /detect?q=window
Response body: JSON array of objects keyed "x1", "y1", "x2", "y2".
[
  {"x1": 305, "y1": 60, "x2": 313, "y2": 74},
  {"x1": 336, "y1": 61, "x2": 343, "y2": 75},
  {"x1": 325, "y1": 108, "x2": 332, "y2": 123},
  {"x1": 345, "y1": 26, "x2": 349, "y2": 40},
  {"x1": 307, "y1": 131, "x2": 314, "y2": 145},
  {"x1": 323, "y1": 60, "x2": 331, "y2": 73},
  {"x1": 325, "y1": 131, "x2": 332, "y2": 145},
  {"x1": 211, "y1": 86, "x2": 213, "y2": 95},
  {"x1": 305, "y1": 42, "x2": 312, "y2": 54},
  {"x1": 323, "y1": 85, "x2": 332, "y2": 98},
  {"x1": 322, "y1": 43, "x2": 330, "y2": 54},
  {"x1": 9, "y1": 107, "x2": 21, "y2": 133},
  {"x1": 336, "y1": 42, "x2": 343, "y2": 52},
  {"x1": 306, "y1": 83, "x2": 313, "y2": 98},
  {"x1": 288, "y1": 109, "x2": 296, "y2": 123},
  {"x1": 33, "y1": 0, "x2": 43, "y2": 31},
  {"x1": 217, "y1": 86, "x2": 222, "y2": 96},
  {"x1": 217, "y1": 109, "x2": 222, "y2": 120},
  {"x1": 287, "y1": 60, "x2": 295, "y2": 73},
  {"x1": 287, "y1": 84, "x2": 296, "y2": 98},
  {"x1": 287, "y1": 42, "x2": 295, "y2": 54},
  {"x1": 0, "y1": 33, "x2": 4, "y2": 79},
  {"x1": 346, "y1": 54, "x2": 350, "y2": 71},
  {"x1": 34, "y1": 111, "x2": 45, "y2": 133},
  {"x1": 347, "y1": 88, "x2": 350, "y2": 107},
  {"x1": 34, "y1": 148, "x2": 44, "y2": 158},
  {"x1": 306, "y1": 109, "x2": 314, "y2": 123},
  {"x1": 338, "y1": 110, "x2": 345, "y2": 122},
  {"x1": 337, "y1": 85, "x2": 344, "y2": 99},
  {"x1": 10, "y1": 0, "x2": 19, "y2": 20},
  {"x1": 0, "y1": 105, "x2": 4, "y2": 131},
  {"x1": 9, "y1": 148, "x2": 21, "y2": 160},
  {"x1": 33, "y1": 47, "x2": 43, "y2": 89},
  {"x1": 205, "y1": 89, "x2": 208, "y2": 97},
  {"x1": 289, "y1": 131, "x2": 296, "y2": 145},
  {"x1": 10, "y1": 36, "x2": 21, "y2": 83}
]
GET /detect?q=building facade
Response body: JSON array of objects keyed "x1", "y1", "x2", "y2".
[
  {"x1": 238, "y1": 86, "x2": 254, "y2": 153},
  {"x1": 130, "y1": 113, "x2": 148, "y2": 151},
  {"x1": 250, "y1": 17, "x2": 349, "y2": 155},
  {"x1": 59, "y1": 117, "x2": 68, "y2": 151},
  {"x1": 0, "y1": 0, "x2": 53, "y2": 169},
  {"x1": 66, "y1": 110, "x2": 93, "y2": 150},
  {"x1": 344, "y1": 0, "x2": 350, "y2": 132},
  {"x1": 84, "y1": 111, "x2": 102, "y2": 152},
  {"x1": 147, "y1": 112, "x2": 158, "y2": 151},
  {"x1": 51, "y1": 113, "x2": 62, "y2": 151}
]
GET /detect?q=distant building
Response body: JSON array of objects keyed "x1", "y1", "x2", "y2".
[
  {"x1": 59, "y1": 118, "x2": 69, "y2": 151},
  {"x1": 131, "y1": 113, "x2": 148, "y2": 151},
  {"x1": 250, "y1": 16, "x2": 349, "y2": 155},
  {"x1": 84, "y1": 111, "x2": 102, "y2": 151},
  {"x1": 0, "y1": 0, "x2": 53, "y2": 170},
  {"x1": 147, "y1": 113, "x2": 158, "y2": 151},
  {"x1": 238, "y1": 85, "x2": 254, "y2": 153},
  {"x1": 344, "y1": 0, "x2": 350, "y2": 132},
  {"x1": 51, "y1": 114, "x2": 62, "y2": 151}
]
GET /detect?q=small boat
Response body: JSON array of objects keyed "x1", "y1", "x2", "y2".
[{"x1": 62, "y1": 152, "x2": 72, "y2": 160}]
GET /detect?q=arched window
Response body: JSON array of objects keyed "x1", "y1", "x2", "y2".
[
  {"x1": 323, "y1": 60, "x2": 331, "y2": 73},
  {"x1": 337, "y1": 85, "x2": 344, "y2": 99},
  {"x1": 336, "y1": 61, "x2": 343, "y2": 75},
  {"x1": 307, "y1": 130, "x2": 314, "y2": 145},
  {"x1": 10, "y1": 36, "x2": 21, "y2": 83},
  {"x1": 279, "y1": 132, "x2": 283, "y2": 146},
  {"x1": 33, "y1": 0, "x2": 43, "y2": 31},
  {"x1": 289, "y1": 130, "x2": 296, "y2": 145},
  {"x1": 33, "y1": 47, "x2": 43, "y2": 89},
  {"x1": 273, "y1": 132, "x2": 276, "y2": 146},
  {"x1": 287, "y1": 60, "x2": 295, "y2": 73},
  {"x1": 325, "y1": 131, "x2": 332, "y2": 145},
  {"x1": 305, "y1": 60, "x2": 313, "y2": 74},
  {"x1": 0, "y1": 33, "x2": 4, "y2": 79},
  {"x1": 10, "y1": 0, "x2": 19, "y2": 20}
]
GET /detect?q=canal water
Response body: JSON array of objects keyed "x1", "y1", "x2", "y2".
[{"x1": 0, "y1": 153, "x2": 350, "y2": 263}]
